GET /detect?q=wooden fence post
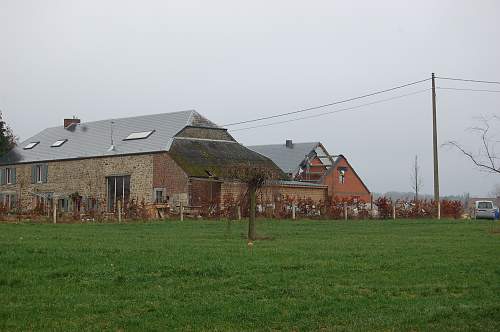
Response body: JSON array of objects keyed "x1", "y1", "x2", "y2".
[
  {"x1": 237, "y1": 205, "x2": 241, "y2": 220},
  {"x1": 344, "y1": 203, "x2": 348, "y2": 220},
  {"x1": 437, "y1": 201, "x2": 441, "y2": 220},
  {"x1": 118, "y1": 200, "x2": 122, "y2": 223},
  {"x1": 292, "y1": 203, "x2": 296, "y2": 220},
  {"x1": 180, "y1": 201, "x2": 184, "y2": 221},
  {"x1": 393, "y1": 204, "x2": 396, "y2": 220},
  {"x1": 53, "y1": 202, "x2": 57, "y2": 224}
]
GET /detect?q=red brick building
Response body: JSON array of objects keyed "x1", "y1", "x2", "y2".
[{"x1": 249, "y1": 140, "x2": 371, "y2": 203}]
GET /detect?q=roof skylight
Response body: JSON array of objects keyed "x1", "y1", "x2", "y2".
[
  {"x1": 123, "y1": 130, "x2": 155, "y2": 140},
  {"x1": 23, "y1": 142, "x2": 40, "y2": 150},
  {"x1": 51, "y1": 139, "x2": 68, "y2": 147}
]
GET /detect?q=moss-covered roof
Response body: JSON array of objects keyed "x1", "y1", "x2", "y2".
[{"x1": 168, "y1": 139, "x2": 285, "y2": 179}]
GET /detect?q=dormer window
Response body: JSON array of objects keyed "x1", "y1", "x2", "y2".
[
  {"x1": 124, "y1": 130, "x2": 155, "y2": 141},
  {"x1": 24, "y1": 142, "x2": 39, "y2": 150},
  {"x1": 51, "y1": 139, "x2": 68, "y2": 147}
]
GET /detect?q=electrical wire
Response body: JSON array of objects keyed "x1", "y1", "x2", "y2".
[
  {"x1": 229, "y1": 88, "x2": 430, "y2": 132},
  {"x1": 435, "y1": 76, "x2": 500, "y2": 85},
  {"x1": 437, "y1": 87, "x2": 500, "y2": 93},
  {"x1": 223, "y1": 78, "x2": 431, "y2": 127}
]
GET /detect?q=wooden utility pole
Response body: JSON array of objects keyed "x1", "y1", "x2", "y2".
[{"x1": 431, "y1": 73, "x2": 441, "y2": 219}]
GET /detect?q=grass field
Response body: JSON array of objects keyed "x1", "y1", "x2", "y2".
[{"x1": 1, "y1": 219, "x2": 499, "y2": 331}]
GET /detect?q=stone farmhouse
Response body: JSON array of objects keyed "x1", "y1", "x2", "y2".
[
  {"x1": 0, "y1": 111, "x2": 329, "y2": 217},
  {"x1": 249, "y1": 140, "x2": 371, "y2": 203}
]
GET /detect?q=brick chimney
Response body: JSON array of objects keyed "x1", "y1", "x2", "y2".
[
  {"x1": 64, "y1": 117, "x2": 80, "y2": 128},
  {"x1": 285, "y1": 139, "x2": 293, "y2": 148}
]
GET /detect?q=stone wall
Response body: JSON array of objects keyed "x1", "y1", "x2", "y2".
[{"x1": 0, "y1": 153, "x2": 160, "y2": 212}]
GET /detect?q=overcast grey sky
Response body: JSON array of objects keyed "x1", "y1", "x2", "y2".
[{"x1": 1, "y1": 0, "x2": 499, "y2": 196}]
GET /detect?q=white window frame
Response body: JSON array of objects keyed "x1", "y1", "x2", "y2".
[
  {"x1": 36, "y1": 165, "x2": 43, "y2": 183},
  {"x1": 123, "y1": 130, "x2": 155, "y2": 141},
  {"x1": 339, "y1": 169, "x2": 346, "y2": 184},
  {"x1": 2, "y1": 193, "x2": 16, "y2": 210},
  {"x1": 5, "y1": 168, "x2": 12, "y2": 184},
  {"x1": 51, "y1": 139, "x2": 68, "y2": 147},
  {"x1": 24, "y1": 142, "x2": 39, "y2": 150}
]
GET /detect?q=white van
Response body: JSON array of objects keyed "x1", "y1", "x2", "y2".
[{"x1": 474, "y1": 200, "x2": 497, "y2": 220}]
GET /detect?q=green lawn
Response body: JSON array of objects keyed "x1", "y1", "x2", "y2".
[{"x1": 1, "y1": 219, "x2": 499, "y2": 331}]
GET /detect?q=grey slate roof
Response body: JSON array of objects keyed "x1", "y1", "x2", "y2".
[
  {"x1": 0, "y1": 110, "x2": 219, "y2": 165},
  {"x1": 247, "y1": 142, "x2": 320, "y2": 174}
]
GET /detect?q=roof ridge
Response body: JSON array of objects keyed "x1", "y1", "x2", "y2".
[
  {"x1": 41, "y1": 109, "x2": 196, "y2": 131},
  {"x1": 76, "y1": 109, "x2": 197, "y2": 126},
  {"x1": 247, "y1": 141, "x2": 320, "y2": 147}
]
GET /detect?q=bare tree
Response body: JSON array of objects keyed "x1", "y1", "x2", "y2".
[
  {"x1": 446, "y1": 116, "x2": 500, "y2": 174},
  {"x1": 227, "y1": 163, "x2": 281, "y2": 241},
  {"x1": 410, "y1": 155, "x2": 423, "y2": 201}
]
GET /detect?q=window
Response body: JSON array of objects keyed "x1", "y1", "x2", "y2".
[
  {"x1": 84, "y1": 197, "x2": 98, "y2": 212},
  {"x1": 154, "y1": 188, "x2": 166, "y2": 203},
  {"x1": 31, "y1": 164, "x2": 48, "y2": 184},
  {"x1": 1, "y1": 167, "x2": 15, "y2": 185},
  {"x1": 123, "y1": 130, "x2": 155, "y2": 140},
  {"x1": 24, "y1": 142, "x2": 40, "y2": 150},
  {"x1": 36, "y1": 165, "x2": 43, "y2": 183},
  {"x1": 5, "y1": 168, "x2": 14, "y2": 184},
  {"x1": 107, "y1": 176, "x2": 131, "y2": 212},
  {"x1": 1, "y1": 193, "x2": 17, "y2": 210},
  {"x1": 338, "y1": 168, "x2": 346, "y2": 184},
  {"x1": 51, "y1": 139, "x2": 68, "y2": 147},
  {"x1": 478, "y1": 201, "x2": 493, "y2": 209},
  {"x1": 58, "y1": 198, "x2": 70, "y2": 212}
]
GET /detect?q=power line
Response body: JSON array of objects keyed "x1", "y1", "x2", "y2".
[
  {"x1": 437, "y1": 86, "x2": 500, "y2": 93},
  {"x1": 229, "y1": 88, "x2": 430, "y2": 132},
  {"x1": 435, "y1": 76, "x2": 500, "y2": 85},
  {"x1": 223, "y1": 78, "x2": 431, "y2": 127}
]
